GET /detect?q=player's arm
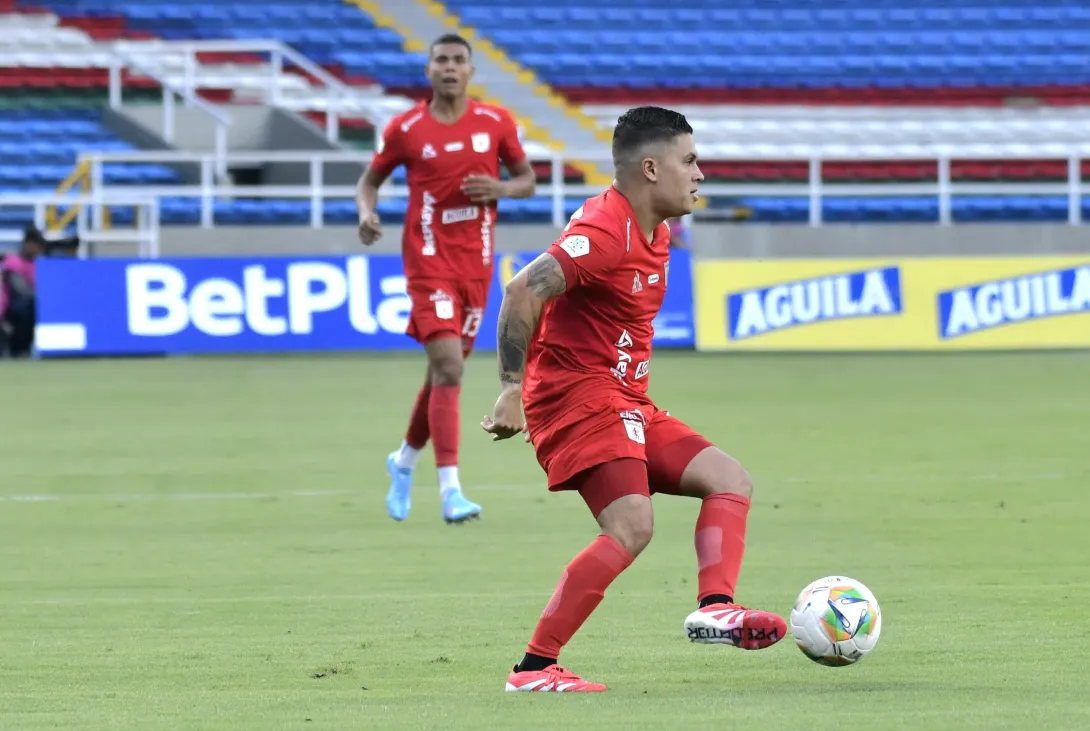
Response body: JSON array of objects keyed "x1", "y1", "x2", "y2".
[
  {"x1": 356, "y1": 119, "x2": 404, "y2": 245},
  {"x1": 461, "y1": 158, "x2": 536, "y2": 203},
  {"x1": 481, "y1": 252, "x2": 566, "y2": 441},
  {"x1": 498, "y1": 252, "x2": 566, "y2": 387},
  {"x1": 462, "y1": 110, "x2": 536, "y2": 202}
]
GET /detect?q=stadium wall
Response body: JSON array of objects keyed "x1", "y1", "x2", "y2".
[
  {"x1": 34, "y1": 225, "x2": 1090, "y2": 357},
  {"x1": 149, "y1": 223, "x2": 1090, "y2": 258}
]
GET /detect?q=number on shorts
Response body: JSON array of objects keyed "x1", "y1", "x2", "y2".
[{"x1": 462, "y1": 307, "x2": 484, "y2": 338}]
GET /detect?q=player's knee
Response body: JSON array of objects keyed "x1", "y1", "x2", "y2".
[
  {"x1": 429, "y1": 355, "x2": 464, "y2": 386},
  {"x1": 600, "y1": 499, "x2": 654, "y2": 556},
  {"x1": 705, "y1": 458, "x2": 753, "y2": 500},
  {"x1": 684, "y1": 449, "x2": 754, "y2": 500},
  {"x1": 726, "y1": 465, "x2": 754, "y2": 499},
  {"x1": 610, "y1": 519, "x2": 653, "y2": 556}
]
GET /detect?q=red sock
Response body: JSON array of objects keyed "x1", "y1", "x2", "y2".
[
  {"x1": 428, "y1": 384, "x2": 460, "y2": 467},
  {"x1": 404, "y1": 384, "x2": 431, "y2": 449},
  {"x1": 694, "y1": 493, "x2": 751, "y2": 602},
  {"x1": 526, "y1": 534, "x2": 634, "y2": 659}
]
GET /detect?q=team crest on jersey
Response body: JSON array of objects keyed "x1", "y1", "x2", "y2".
[
  {"x1": 632, "y1": 272, "x2": 643, "y2": 294},
  {"x1": 472, "y1": 133, "x2": 490, "y2": 153},
  {"x1": 421, "y1": 143, "x2": 437, "y2": 159}
]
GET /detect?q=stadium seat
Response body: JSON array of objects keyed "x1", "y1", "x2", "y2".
[{"x1": 3, "y1": 0, "x2": 1090, "y2": 225}]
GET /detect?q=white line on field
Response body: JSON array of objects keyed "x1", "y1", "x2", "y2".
[
  {"x1": 0, "y1": 473, "x2": 1072, "y2": 505},
  {"x1": 0, "y1": 489, "x2": 355, "y2": 504}
]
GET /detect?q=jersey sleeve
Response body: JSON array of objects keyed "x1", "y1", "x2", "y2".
[
  {"x1": 497, "y1": 109, "x2": 527, "y2": 169},
  {"x1": 367, "y1": 117, "x2": 407, "y2": 181},
  {"x1": 547, "y1": 223, "x2": 626, "y2": 292}
]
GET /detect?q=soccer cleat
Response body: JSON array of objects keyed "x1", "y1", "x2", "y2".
[
  {"x1": 441, "y1": 489, "x2": 481, "y2": 524},
  {"x1": 385, "y1": 452, "x2": 413, "y2": 521},
  {"x1": 504, "y1": 664, "x2": 607, "y2": 693},
  {"x1": 684, "y1": 602, "x2": 787, "y2": 650}
]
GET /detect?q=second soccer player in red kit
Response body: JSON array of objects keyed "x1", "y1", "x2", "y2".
[
  {"x1": 482, "y1": 107, "x2": 787, "y2": 692},
  {"x1": 356, "y1": 34, "x2": 536, "y2": 525}
]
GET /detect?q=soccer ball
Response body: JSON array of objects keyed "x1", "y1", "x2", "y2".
[{"x1": 789, "y1": 576, "x2": 881, "y2": 667}]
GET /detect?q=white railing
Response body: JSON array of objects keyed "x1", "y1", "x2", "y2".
[
  {"x1": 0, "y1": 48, "x2": 233, "y2": 177},
  {"x1": 0, "y1": 193, "x2": 161, "y2": 257},
  {"x1": 0, "y1": 39, "x2": 410, "y2": 144},
  {"x1": 80, "y1": 150, "x2": 571, "y2": 228},
  {"x1": 79, "y1": 146, "x2": 1090, "y2": 228},
  {"x1": 110, "y1": 39, "x2": 410, "y2": 142},
  {"x1": 109, "y1": 49, "x2": 232, "y2": 183}
]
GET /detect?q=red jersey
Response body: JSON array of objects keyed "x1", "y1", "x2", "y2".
[
  {"x1": 523, "y1": 187, "x2": 672, "y2": 424},
  {"x1": 369, "y1": 99, "x2": 526, "y2": 282}
]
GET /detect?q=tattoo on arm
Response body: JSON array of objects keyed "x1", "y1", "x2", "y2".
[
  {"x1": 524, "y1": 253, "x2": 567, "y2": 300},
  {"x1": 497, "y1": 253, "x2": 567, "y2": 386},
  {"x1": 498, "y1": 314, "x2": 532, "y2": 386}
]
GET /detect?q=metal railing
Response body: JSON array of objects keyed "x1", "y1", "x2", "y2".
[
  {"x1": 0, "y1": 39, "x2": 410, "y2": 142},
  {"x1": 77, "y1": 147, "x2": 1090, "y2": 228},
  {"x1": 110, "y1": 39, "x2": 409, "y2": 141},
  {"x1": 0, "y1": 193, "x2": 161, "y2": 258},
  {"x1": 109, "y1": 47, "x2": 232, "y2": 179}
]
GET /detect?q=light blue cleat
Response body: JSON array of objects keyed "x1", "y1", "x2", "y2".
[
  {"x1": 385, "y1": 452, "x2": 413, "y2": 521},
  {"x1": 441, "y1": 489, "x2": 481, "y2": 525}
]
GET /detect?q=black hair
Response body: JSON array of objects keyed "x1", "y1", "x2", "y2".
[
  {"x1": 430, "y1": 33, "x2": 472, "y2": 57},
  {"x1": 22, "y1": 226, "x2": 46, "y2": 248},
  {"x1": 611, "y1": 106, "x2": 693, "y2": 168}
]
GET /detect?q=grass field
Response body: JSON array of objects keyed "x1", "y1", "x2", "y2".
[{"x1": 1, "y1": 351, "x2": 1087, "y2": 730}]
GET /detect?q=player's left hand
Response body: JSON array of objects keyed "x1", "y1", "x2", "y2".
[
  {"x1": 482, "y1": 387, "x2": 527, "y2": 442},
  {"x1": 481, "y1": 415, "x2": 528, "y2": 442},
  {"x1": 461, "y1": 174, "x2": 505, "y2": 203}
]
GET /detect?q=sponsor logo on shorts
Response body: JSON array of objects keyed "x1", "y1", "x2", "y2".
[
  {"x1": 441, "y1": 206, "x2": 480, "y2": 225},
  {"x1": 727, "y1": 266, "x2": 903, "y2": 340},
  {"x1": 937, "y1": 265, "x2": 1090, "y2": 339}
]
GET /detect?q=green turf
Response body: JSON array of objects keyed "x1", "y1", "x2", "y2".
[{"x1": 1, "y1": 352, "x2": 1087, "y2": 730}]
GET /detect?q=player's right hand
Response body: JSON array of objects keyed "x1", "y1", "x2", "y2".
[
  {"x1": 358, "y1": 212, "x2": 382, "y2": 245},
  {"x1": 481, "y1": 388, "x2": 527, "y2": 442}
]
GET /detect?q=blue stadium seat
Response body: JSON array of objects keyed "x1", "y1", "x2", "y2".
[{"x1": 7, "y1": 0, "x2": 1089, "y2": 226}]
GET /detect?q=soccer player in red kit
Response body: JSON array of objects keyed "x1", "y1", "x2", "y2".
[
  {"x1": 356, "y1": 34, "x2": 536, "y2": 524},
  {"x1": 482, "y1": 107, "x2": 786, "y2": 692}
]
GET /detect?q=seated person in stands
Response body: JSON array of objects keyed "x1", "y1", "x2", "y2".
[{"x1": 0, "y1": 226, "x2": 45, "y2": 358}]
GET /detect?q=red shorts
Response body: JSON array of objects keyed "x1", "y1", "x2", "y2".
[
  {"x1": 405, "y1": 278, "x2": 490, "y2": 355},
  {"x1": 529, "y1": 394, "x2": 714, "y2": 515}
]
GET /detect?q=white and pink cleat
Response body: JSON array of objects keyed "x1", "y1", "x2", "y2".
[{"x1": 684, "y1": 602, "x2": 787, "y2": 650}]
